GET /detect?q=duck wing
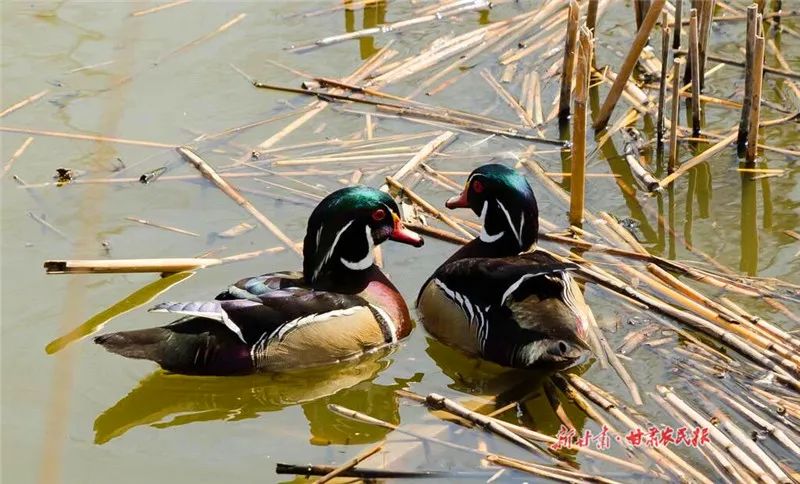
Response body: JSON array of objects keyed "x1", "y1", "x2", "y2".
[
  {"x1": 430, "y1": 251, "x2": 578, "y2": 309},
  {"x1": 421, "y1": 251, "x2": 590, "y2": 367}
]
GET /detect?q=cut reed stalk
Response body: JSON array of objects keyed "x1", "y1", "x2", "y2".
[
  {"x1": 737, "y1": 5, "x2": 759, "y2": 156},
  {"x1": 43, "y1": 250, "x2": 285, "y2": 275},
  {"x1": 696, "y1": 380, "x2": 800, "y2": 458},
  {"x1": 569, "y1": 26, "x2": 592, "y2": 225},
  {"x1": 316, "y1": 443, "x2": 384, "y2": 484},
  {"x1": 0, "y1": 89, "x2": 49, "y2": 118},
  {"x1": 124, "y1": 217, "x2": 199, "y2": 237},
  {"x1": 746, "y1": 23, "x2": 766, "y2": 163},
  {"x1": 658, "y1": 130, "x2": 737, "y2": 188},
  {"x1": 380, "y1": 131, "x2": 455, "y2": 191},
  {"x1": 594, "y1": 0, "x2": 666, "y2": 129},
  {"x1": 672, "y1": 0, "x2": 682, "y2": 48},
  {"x1": 0, "y1": 126, "x2": 175, "y2": 148},
  {"x1": 656, "y1": 386, "x2": 777, "y2": 483},
  {"x1": 130, "y1": 0, "x2": 190, "y2": 17},
  {"x1": 558, "y1": 0, "x2": 580, "y2": 120},
  {"x1": 688, "y1": 9, "x2": 702, "y2": 135},
  {"x1": 566, "y1": 375, "x2": 712, "y2": 484},
  {"x1": 2, "y1": 136, "x2": 34, "y2": 178},
  {"x1": 656, "y1": 15, "x2": 670, "y2": 149}
]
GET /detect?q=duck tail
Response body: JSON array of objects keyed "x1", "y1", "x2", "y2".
[
  {"x1": 94, "y1": 328, "x2": 172, "y2": 362},
  {"x1": 94, "y1": 319, "x2": 252, "y2": 375}
]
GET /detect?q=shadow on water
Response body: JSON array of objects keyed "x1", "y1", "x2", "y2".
[{"x1": 94, "y1": 348, "x2": 419, "y2": 445}]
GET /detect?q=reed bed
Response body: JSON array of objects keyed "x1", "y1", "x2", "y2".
[{"x1": 25, "y1": 0, "x2": 800, "y2": 481}]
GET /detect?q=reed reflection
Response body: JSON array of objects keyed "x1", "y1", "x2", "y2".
[
  {"x1": 740, "y1": 164, "x2": 759, "y2": 275},
  {"x1": 94, "y1": 349, "x2": 406, "y2": 445},
  {"x1": 344, "y1": 0, "x2": 387, "y2": 60}
]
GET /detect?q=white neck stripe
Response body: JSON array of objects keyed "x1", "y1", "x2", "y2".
[
  {"x1": 479, "y1": 200, "x2": 504, "y2": 243},
  {"x1": 341, "y1": 225, "x2": 375, "y2": 271},
  {"x1": 497, "y1": 199, "x2": 523, "y2": 247}
]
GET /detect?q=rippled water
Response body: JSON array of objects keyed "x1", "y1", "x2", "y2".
[{"x1": 2, "y1": 1, "x2": 798, "y2": 482}]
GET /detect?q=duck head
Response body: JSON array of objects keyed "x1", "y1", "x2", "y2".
[
  {"x1": 446, "y1": 164, "x2": 538, "y2": 254},
  {"x1": 303, "y1": 186, "x2": 424, "y2": 284}
]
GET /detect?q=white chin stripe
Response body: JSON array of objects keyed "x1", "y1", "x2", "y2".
[
  {"x1": 479, "y1": 200, "x2": 504, "y2": 243},
  {"x1": 341, "y1": 224, "x2": 375, "y2": 271}
]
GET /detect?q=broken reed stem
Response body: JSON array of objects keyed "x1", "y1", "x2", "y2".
[
  {"x1": 697, "y1": 0, "x2": 716, "y2": 90},
  {"x1": 688, "y1": 9, "x2": 702, "y2": 136},
  {"x1": 655, "y1": 386, "x2": 777, "y2": 483},
  {"x1": 672, "y1": 0, "x2": 682, "y2": 49},
  {"x1": 2, "y1": 136, "x2": 34, "y2": 178},
  {"x1": 124, "y1": 216, "x2": 199, "y2": 237},
  {"x1": 569, "y1": 26, "x2": 592, "y2": 226},
  {"x1": 558, "y1": 0, "x2": 580, "y2": 120},
  {"x1": 425, "y1": 393, "x2": 546, "y2": 457},
  {"x1": 404, "y1": 221, "x2": 470, "y2": 245},
  {"x1": 0, "y1": 89, "x2": 49, "y2": 118},
  {"x1": 566, "y1": 374, "x2": 713, "y2": 484},
  {"x1": 177, "y1": 147, "x2": 301, "y2": 256},
  {"x1": 656, "y1": 16, "x2": 670, "y2": 149},
  {"x1": 0, "y1": 126, "x2": 176, "y2": 149},
  {"x1": 328, "y1": 403, "x2": 616, "y2": 482},
  {"x1": 316, "y1": 443, "x2": 383, "y2": 484},
  {"x1": 746, "y1": 23, "x2": 766, "y2": 163},
  {"x1": 379, "y1": 131, "x2": 456, "y2": 191},
  {"x1": 587, "y1": 0, "x2": 599, "y2": 34},
  {"x1": 579, "y1": 264, "x2": 800, "y2": 391},
  {"x1": 667, "y1": 58, "x2": 684, "y2": 173},
  {"x1": 737, "y1": 5, "x2": 759, "y2": 156},
  {"x1": 658, "y1": 130, "x2": 737, "y2": 188},
  {"x1": 130, "y1": 0, "x2": 190, "y2": 17},
  {"x1": 42, "y1": 249, "x2": 286, "y2": 274},
  {"x1": 594, "y1": 0, "x2": 666, "y2": 130}
]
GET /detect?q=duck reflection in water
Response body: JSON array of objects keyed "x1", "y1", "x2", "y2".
[
  {"x1": 424, "y1": 337, "x2": 592, "y2": 442},
  {"x1": 95, "y1": 348, "x2": 420, "y2": 445}
]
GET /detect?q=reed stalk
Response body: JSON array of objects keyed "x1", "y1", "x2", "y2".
[
  {"x1": 177, "y1": 147, "x2": 301, "y2": 256},
  {"x1": 594, "y1": 0, "x2": 666, "y2": 129},
  {"x1": 316, "y1": 443, "x2": 384, "y2": 483},
  {"x1": 569, "y1": 26, "x2": 592, "y2": 225},
  {"x1": 688, "y1": 9, "x2": 702, "y2": 135},
  {"x1": 656, "y1": 386, "x2": 777, "y2": 483},
  {"x1": 0, "y1": 89, "x2": 49, "y2": 118},
  {"x1": 2, "y1": 136, "x2": 34, "y2": 178},
  {"x1": 746, "y1": 21, "x2": 766, "y2": 163},
  {"x1": 656, "y1": 15, "x2": 670, "y2": 149},
  {"x1": 558, "y1": 0, "x2": 580, "y2": 120},
  {"x1": 566, "y1": 375, "x2": 712, "y2": 483},
  {"x1": 737, "y1": 5, "x2": 759, "y2": 156}
]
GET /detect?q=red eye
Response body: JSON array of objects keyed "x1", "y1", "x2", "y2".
[
  {"x1": 372, "y1": 209, "x2": 386, "y2": 221},
  {"x1": 472, "y1": 180, "x2": 484, "y2": 193}
]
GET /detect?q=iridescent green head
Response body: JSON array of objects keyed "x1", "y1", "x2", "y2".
[
  {"x1": 446, "y1": 164, "x2": 539, "y2": 252},
  {"x1": 303, "y1": 186, "x2": 424, "y2": 283}
]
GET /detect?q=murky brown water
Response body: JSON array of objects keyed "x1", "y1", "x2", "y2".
[{"x1": 2, "y1": 1, "x2": 798, "y2": 483}]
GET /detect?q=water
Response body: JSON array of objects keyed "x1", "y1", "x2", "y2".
[{"x1": 2, "y1": 1, "x2": 798, "y2": 482}]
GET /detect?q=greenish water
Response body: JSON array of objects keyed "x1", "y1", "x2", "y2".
[{"x1": 2, "y1": 1, "x2": 798, "y2": 483}]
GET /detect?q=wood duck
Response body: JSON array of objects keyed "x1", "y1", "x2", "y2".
[
  {"x1": 417, "y1": 164, "x2": 592, "y2": 369},
  {"x1": 95, "y1": 186, "x2": 424, "y2": 375}
]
